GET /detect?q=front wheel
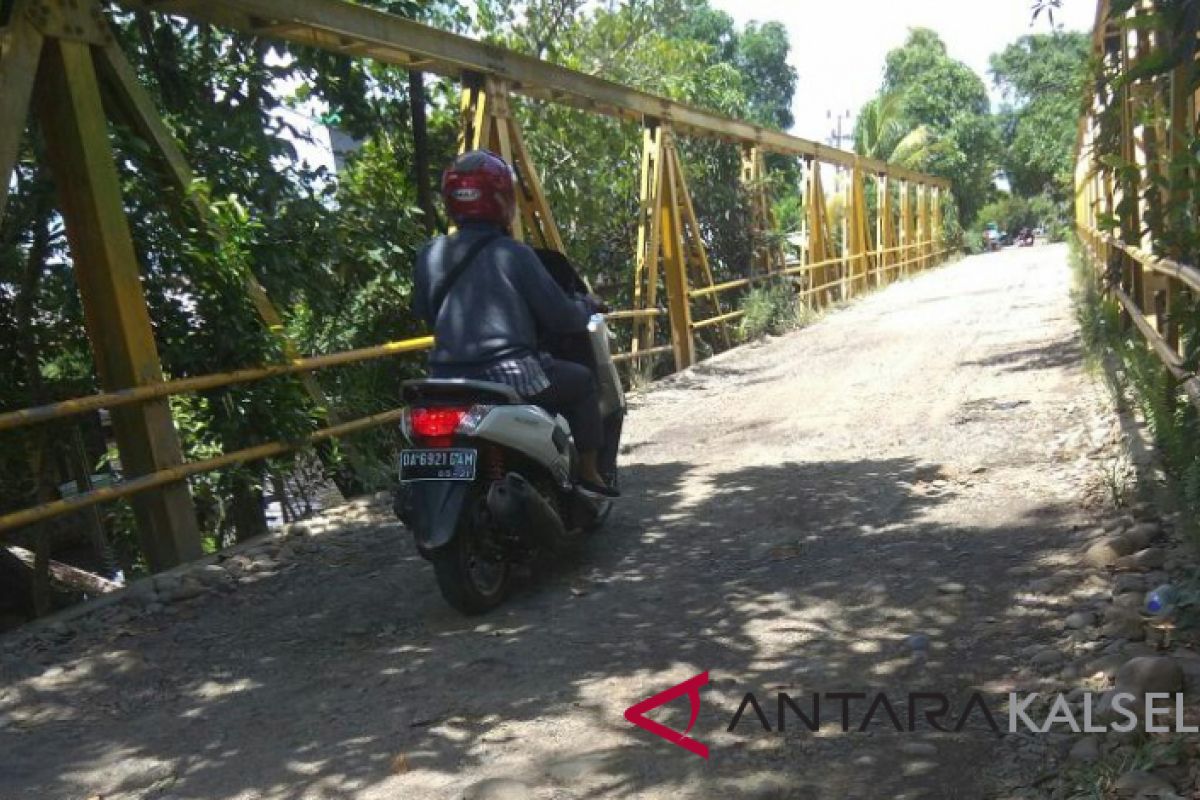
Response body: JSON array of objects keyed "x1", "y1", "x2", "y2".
[{"x1": 430, "y1": 491, "x2": 511, "y2": 614}]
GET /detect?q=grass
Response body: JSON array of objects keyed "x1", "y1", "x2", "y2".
[
  {"x1": 1068, "y1": 237, "x2": 1200, "y2": 523},
  {"x1": 1056, "y1": 733, "x2": 1182, "y2": 800},
  {"x1": 737, "y1": 281, "x2": 814, "y2": 341}
]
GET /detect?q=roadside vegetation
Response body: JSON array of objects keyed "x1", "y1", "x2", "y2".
[
  {"x1": 1071, "y1": 236, "x2": 1200, "y2": 535},
  {"x1": 852, "y1": 27, "x2": 1089, "y2": 253},
  {"x1": 737, "y1": 283, "x2": 813, "y2": 341},
  {"x1": 1065, "y1": 0, "x2": 1200, "y2": 533}
]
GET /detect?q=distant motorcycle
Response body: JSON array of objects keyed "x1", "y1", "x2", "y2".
[
  {"x1": 983, "y1": 223, "x2": 1002, "y2": 252},
  {"x1": 1017, "y1": 228, "x2": 1035, "y2": 247}
]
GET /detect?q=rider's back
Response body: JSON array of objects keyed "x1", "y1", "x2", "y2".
[{"x1": 413, "y1": 223, "x2": 589, "y2": 371}]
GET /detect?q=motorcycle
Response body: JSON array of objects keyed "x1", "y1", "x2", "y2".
[{"x1": 392, "y1": 251, "x2": 624, "y2": 614}]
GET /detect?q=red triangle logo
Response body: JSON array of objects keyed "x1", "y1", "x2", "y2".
[{"x1": 623, "y1": 671, "x2": 710, "y2": 759}]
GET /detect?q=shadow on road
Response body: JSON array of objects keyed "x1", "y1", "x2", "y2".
[
  {"x1": 961, "y1": 334, "x2": 1083, "y2": 374},
  {"x1": 1, "y1": 454, "x2": 1089, "y2": 799}
]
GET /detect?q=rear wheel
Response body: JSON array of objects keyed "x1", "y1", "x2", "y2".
[{"x1": 430, "y1": 488, "x2": 511, "y2": 614}]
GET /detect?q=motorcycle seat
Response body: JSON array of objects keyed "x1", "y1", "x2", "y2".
[{"x1": 402, "y1": 378, "x2": 521, "y2": 406}]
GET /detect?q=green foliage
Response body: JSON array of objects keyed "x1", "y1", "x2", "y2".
[
  {"x1": 855, "y1": 28, "x2": 1000, "y2": 224},
  {"x1": 990, "y1": 32, "x2": 1091, "y2": 201},
  {"x1": 883, "y1": 29, "x2": 990, "y2": 123},
  {"x1": 938, "y1": 192, "x2": 965, "y2": 250},
  {"x1": 853, "y1": 92, "x2": 907, "y2": 161},
  {"x1": 728, "y1": 21, "x2": 798, "y2": 130},
  {"x1": 475, "y1": 0, "x2": 795, "y2": 353},
  {"x1": 737, "y1": 282, "x2": 809, "y2": 340},
  {"x1": 967, "y1": 192, "x2": 1066, "y2": 249}
]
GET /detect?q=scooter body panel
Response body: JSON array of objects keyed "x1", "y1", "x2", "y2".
[{"x1": 470, "y1": 405, "x2": 573, "y2": 487}]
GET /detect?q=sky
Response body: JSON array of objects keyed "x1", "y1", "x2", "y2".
[{"x1": 709, "y1": 0, "x2": 1099, "y2": 144}]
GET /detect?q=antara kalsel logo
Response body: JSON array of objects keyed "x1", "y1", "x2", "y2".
[{"x1": 624, "y1": 673, "x2": 1197, "y2": 758}]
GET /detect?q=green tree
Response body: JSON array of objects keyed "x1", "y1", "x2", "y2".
[
  {"x1": 857, "y1": 28, "x2": 999, "y2": 223},
  {"x1": 731, "y1": 21, "x2": 797, "y2": 129},
  {"x1": 853, "y1": 92, "x2": 907, "y2": 161},
  {"x1": 989, "y1": 31, "x2": 1091, "y2": 200},
  {"x1": 474, "y1": 0, "x2": 797, "y2": 337}
]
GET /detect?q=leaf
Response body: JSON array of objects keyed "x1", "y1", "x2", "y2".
[{"x1": 1109, "y1": 0, "x2": 1138, "y2": 16}]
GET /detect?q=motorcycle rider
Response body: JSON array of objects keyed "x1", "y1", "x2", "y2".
[{"x1": 412, "y1": 149, "x2": 618, "y2": 497}]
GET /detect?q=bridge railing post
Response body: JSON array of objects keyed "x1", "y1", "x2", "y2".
[
  {"x1": 902, "y1": 181, "x2": 912, "y2": 278},
  {"x1": 659, "y1": 133, "x2": 695, "y2": 370},
  {"x1": 931, "y1": 186, "x2": 942, "y2": 264},
  {"x1": 632, "y1": 123, "x2": 664, "y2": 357},
  {"x1": 804, "y1": 158, "x2": 832, "y2": 308},
  {"x1": 632, "y1": 122, "x2": 722, "y2": 371},
  {"x1": 917, "y1": 183, "x2": 930, "y2": 271},
  {"x1": 32, "y1": 35, "x2": 203, "y2": 569},
  {"x1": 846, "y1": 159, "x2": 870, "y2": 295},
  {"x1": 878, "y1": 173, "x2": 897, "y2": 283},
  {"x1": 740, "y1": 144, "x2": 784, "y2": 276}
]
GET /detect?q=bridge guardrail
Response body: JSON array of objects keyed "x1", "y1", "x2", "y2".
[
  {"x1": 0, "y1": 0, "x2": 954, "y2": 570},
  {"x1": 1073, "y1": 0, "x2": 1198, "y2": 409},
  {"x1": 0, "y1": 233, "x2": 951, "y2": 537}
]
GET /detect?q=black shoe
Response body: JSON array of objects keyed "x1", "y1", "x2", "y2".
[{"x1": 578, "y1": 478, "x2": 620, "y2": 498}]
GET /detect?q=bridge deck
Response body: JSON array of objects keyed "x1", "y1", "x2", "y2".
[{"x1": 0, "y1": 244, "x2": 1125, "y2": 798}]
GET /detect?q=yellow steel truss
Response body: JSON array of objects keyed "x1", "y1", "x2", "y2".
[
  {"x1": 804, "y1": 159, "x2": 837, "y2": 307},
  {"x1": 631, "y1": 124, "x2": 725, "y2": 369},
  {"x1": 741, "y1": 145, "x2": 785, "y2": 275},
  {"x1": 0, "y1": 0, "x2": 954, "y2": 562},
  {"x1": 8, "y1": 6, "x2": 203, "y2": 567},
  {"x1": 1074, "y1": 0, "x2": 1199, "y2": 406},
  {"x1": 845, "y1": 160, "x2": 872, "y2": 295},
  {"x1": 458, "y1": 75, "x2": 565, "y2": 253}
]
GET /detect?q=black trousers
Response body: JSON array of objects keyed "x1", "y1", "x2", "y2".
[{"x1": 530, "y1": 358, "x2": 604, "y2": 453}]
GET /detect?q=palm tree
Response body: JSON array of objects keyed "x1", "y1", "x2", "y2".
[
  {"x1": 854, "y1": 92, "x2": 933, "y2": 169},
  {"x1": 888, "y1": 125, "x2": 933, "y2": 168},
  {"x1": 853, "y1": 92, "x2": 906, "y2": 161}
]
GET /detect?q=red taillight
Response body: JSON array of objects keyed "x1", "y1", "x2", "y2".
[{"x1": 409, "y1": 406, "x2": 470, "y2": 447}]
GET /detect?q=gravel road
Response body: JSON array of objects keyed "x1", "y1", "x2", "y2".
[{"x1": 0, "y1": 243, "x2": 1125, "y2": 799}]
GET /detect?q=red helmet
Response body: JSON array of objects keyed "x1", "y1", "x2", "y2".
[{"x1": 441, "y1": 149, "x2": 516, "y2": 227}]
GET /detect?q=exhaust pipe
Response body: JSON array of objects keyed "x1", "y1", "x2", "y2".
[{"x1": 487, "y1": 473, "x2": 568, "y2": 549}]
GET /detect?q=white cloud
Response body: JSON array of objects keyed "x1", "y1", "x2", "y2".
[{"x1": 710, "y1": 0, "x2": 1098, "y2": 143}]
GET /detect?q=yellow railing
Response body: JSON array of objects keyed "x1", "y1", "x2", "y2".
[
  {"x1": 0, "y1": 0, "x2": 954, "y2": 572},
  {"x1": 685, "y1": 242, "x2": 950, "y2": 332},
  {"x1": 1076, "y1": 227, "x2": 1200, "y2": 407},
  {"x1": 1073, "y1": 0, "x2": 1198, "y2": 407},
  {"x1": 0, "y1": 337, "x2": 434, "y2": 535},
  {"x1": 0, "y1": 232, "x2": 950, "y2": 536}
]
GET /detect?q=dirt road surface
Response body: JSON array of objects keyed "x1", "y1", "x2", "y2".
[{"x1": 1, "y1": 244, "x2": 1125, "y2": 799}]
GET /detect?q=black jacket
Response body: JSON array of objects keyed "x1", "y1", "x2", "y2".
[{"x1": 413, "y1": 223, "x2": 591, "y2": 368}]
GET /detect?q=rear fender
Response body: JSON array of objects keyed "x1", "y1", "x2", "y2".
[{"x1": 404, "y1": 481, "x2": 475, "y2": 551}]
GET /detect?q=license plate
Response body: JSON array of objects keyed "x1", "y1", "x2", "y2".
[{"x1": 399, "y1": 448, "x2": 477, "y2": 482}]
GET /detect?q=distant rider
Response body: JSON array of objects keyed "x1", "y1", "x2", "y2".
[{"x1": 412, "y1": 149, "x2": 617, "y2": 497}]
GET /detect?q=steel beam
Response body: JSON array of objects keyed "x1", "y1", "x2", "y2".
[
  {"x1": 632, "y1": 123, "x2": 665, "y2": 354},
  {"x1": 658, "y1": 138, "x2": 694, "y2": 370},
  {"x1": 0, "y1": 0, "x2": 44, "y2": 223},
  {"x1": 34, "y1": 38, "x2": 202, "y2": 569},
  {"x1": 125, "y1": 0, "x2": 947, "y2": 188}
]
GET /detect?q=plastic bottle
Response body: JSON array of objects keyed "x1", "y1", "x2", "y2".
[{"x1": 1145, "y1": 584, "x2": 1176, "y2": 617}]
